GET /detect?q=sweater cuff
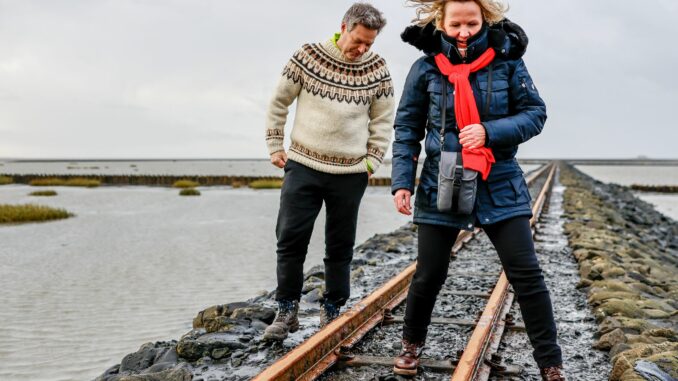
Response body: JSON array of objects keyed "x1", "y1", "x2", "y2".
[
  {"x1": 266, "y1": 129, "x2": 285, "y2": 155},
  {"x1": 267, "y1": 141, "x2": 284, "y2": 155},
  {"x1": 367, "y1": 146, "x2": 385, "y2": 172}
]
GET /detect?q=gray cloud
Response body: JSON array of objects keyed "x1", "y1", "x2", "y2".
[{"x1": 0, "y1": 0, "x2": 676, "y2": 159}]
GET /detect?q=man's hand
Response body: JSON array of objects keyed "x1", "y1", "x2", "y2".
[
  {"x1": 393, "y1": 189, "x2": 412, "y2": 216},
  {"x1": 270, "y1": 151, "x2": 287, "y2": 168},
  {"x1": 459, "y1": 123, "x2": 486, "y2": 150}
]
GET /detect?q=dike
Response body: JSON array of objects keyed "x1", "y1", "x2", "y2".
[{"x1": 560, "y1": 164, "x2": 677, "y2": 380}]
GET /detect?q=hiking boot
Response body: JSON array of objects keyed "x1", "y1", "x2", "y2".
[
  {"x1": 393, "y1": 339, "x2": 425, "y2": 376},
  {"x1": 262, "y1": 300, "x2": 299, "y2": 341},
  {"x1": 319, "y1": 301, "x2": 341, "y2": 327},
  {"x1": 540, "y1": 365, "x2": 567, "y2": 381}
]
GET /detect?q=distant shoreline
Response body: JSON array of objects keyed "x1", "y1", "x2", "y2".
[{"x1": 2, "y1": 158, "x2": 678, "y2": 166}]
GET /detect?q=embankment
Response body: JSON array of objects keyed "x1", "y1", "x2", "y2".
[{"x1": 560, "y1": 164, "x2": 677, "y2": 380}]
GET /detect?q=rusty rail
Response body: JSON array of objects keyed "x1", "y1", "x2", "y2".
[
  {"x1": 451, "y1": 163, "x2": 556, "y2": 381},
  {"x1": 253, "y1": 163, "x2": 555, "y2": 381}
]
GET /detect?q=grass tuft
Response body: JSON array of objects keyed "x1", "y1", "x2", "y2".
[
  {"x1": 0, "y1": 204, "x2": 72, "y2": 223},
  {"x1": 173, "y1": 180, "x2": 200, "y2": 188},
  {"x1": 249, "y1": 179, "x2": 283, "y2": 189},
  {"x1": 29, "y1": 190, "x2": 58, "y2": 197},
  {"x1": 0, "y1": 176, "x2": 13, "y2": 185},
  {"x1": 179, "y1": 188, "x2": 201, "y2": 196},
  {"x1": 29, "y1": 178, "x2": 101, "y2": 187}
]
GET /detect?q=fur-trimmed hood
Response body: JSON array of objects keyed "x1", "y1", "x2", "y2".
[{"x1": 401, "y1": 19, "x2": 529, "y2": 61}]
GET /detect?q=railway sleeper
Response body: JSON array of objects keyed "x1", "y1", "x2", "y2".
[
  {"x1": 383, "y1": 315, "x2": 526, "y2": 331},
  {"x1": 332, "y1": 354, "x2": 523, "y2": 375}
]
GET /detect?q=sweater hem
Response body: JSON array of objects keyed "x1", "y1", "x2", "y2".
[{"x1": 288, "y1": 151, "x2": 368, "y2": 175}]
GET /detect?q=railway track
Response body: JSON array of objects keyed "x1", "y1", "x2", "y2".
[{"x1": 253, "y1": 162, "x2": 557, "y2": 381}]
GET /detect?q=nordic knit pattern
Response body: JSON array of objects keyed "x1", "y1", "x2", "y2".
[{"x1": 266, "y1": 39, "x2": 395, "y2": 174}]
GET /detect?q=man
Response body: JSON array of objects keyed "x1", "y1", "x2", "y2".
[{"x1": 263, "y1": 3, "x2": 394, "y2": 341}]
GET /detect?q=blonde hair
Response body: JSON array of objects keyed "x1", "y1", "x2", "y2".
[{"x1": 407, "y1": 0, "x2": 507, "y2": 28}]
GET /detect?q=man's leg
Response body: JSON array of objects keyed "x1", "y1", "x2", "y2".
[
  {"x1": 265, "y1": 161, "x2": 324, "y2": 341},
  {"x1": 322, "y1": 172, "x2": 368, "y2": 308},
  {"x1": 275, "y1": 160, "x2": 324, "y2": 302}
]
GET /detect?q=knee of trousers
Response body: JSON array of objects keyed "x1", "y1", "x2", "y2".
[
  {"x1": 410, "y1": 272, "x2": 448, "y2": 296},
  {"x1": 506, "y1": 273, "x2": 549, "y2": 297},
  {"x1": 324, "y1": 247, "x2": 354, "y2": 261}
]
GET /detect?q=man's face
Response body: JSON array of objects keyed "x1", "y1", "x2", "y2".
[{"x1": 339, "y1": 23, "x2": 378, "y2": 61}]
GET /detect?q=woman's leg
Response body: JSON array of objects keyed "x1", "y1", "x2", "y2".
[
  {"x1": 482, "y1": 216, "x2": 563, "y2": 368},
  {"x1": 402, "y1": 223, "x2": 461, "y2": 342}
]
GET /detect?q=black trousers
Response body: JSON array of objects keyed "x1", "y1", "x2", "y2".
[
  {"x1": 275, "y1": 160, "x2": 368, "y2": 306},
  {"x1": 403, "y1": 217, "x2": 563, "y2": 368}
]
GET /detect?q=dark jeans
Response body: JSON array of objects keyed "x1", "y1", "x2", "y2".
[
  {"x1": 275, "y1": 160, "x2": 368, "y2": 307},
  {"x1": 403, "y1": 217, "x2": 563, "y2": 368}
]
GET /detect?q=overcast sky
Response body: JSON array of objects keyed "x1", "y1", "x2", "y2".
[{"x1": 1, "y1": 0, "x2": 677, "y2": 159}]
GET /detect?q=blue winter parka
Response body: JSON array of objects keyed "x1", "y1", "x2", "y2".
[{"x1": 391, "y1": 22, "x2": 546, "y2": 231}]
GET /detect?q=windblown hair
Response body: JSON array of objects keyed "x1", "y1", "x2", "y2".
[
  {"x1": 407, "y1": 0, "x2": 507, "y2": 27},
  {"x1": 343, "y1": 2, "x2": 387, "y2": 33}
]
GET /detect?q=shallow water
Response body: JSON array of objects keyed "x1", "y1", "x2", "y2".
[
  {"x1": 576, "y1": 165, "x2": 678, "y2": 220},
  {"x1": 0, "y1": 159, "x2": 540, "y2": 180},
  {"x1": 0, "y1": 185, "x2": 409, "y2": 381},
  {"x1": 575, "y1": 165, "x2": 678, "y2": 186},
  {"x1": 0, "y1": 159, "x2": 399, "y2": 178}
]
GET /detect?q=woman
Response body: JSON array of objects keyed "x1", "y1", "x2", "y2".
[{"x1": 390, "y1": 1, "x2": 566, "y2": 380}]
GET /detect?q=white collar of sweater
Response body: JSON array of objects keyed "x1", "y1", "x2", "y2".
[{"x1": 320, "y1": 38, "x2": 375, "y2": 65}]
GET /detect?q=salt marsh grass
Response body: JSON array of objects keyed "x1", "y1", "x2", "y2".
[
  {"x1": 29, "y1": 178, "x2": 101, "y2": 187},
  {"x1": 29, "y1": 190, "x2": 58, "y2": 197},
  {"x1": 0, "y1": 204, "x2": 72, "y2": 223},
  {"x1": 249, "y1": 179, "x2": 283, "y2": 189},
  {"x1": 0, "y1": 176, "x2": 13, "y2": 185},
  {"x1": 179, "y1": 188, "x2": 201, "y2": 196},
  {"x1": 173, "y1": 180, "x2": 200, "y2": 188}
]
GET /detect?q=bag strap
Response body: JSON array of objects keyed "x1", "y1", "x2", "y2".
[
  {"x1": 440, "y1": 74, "x2": 447, "y2": 152},
  {"x1": 482, "y1": 62, "x2": 493, "y2": 120}
]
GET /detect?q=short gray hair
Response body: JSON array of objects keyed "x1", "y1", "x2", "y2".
[{"x1": 342, "y1": 3, "x2": 387, "y2": 33}]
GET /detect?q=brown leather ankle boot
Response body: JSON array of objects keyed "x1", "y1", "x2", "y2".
[
  {"x1": 393, "y1": 339, "x2": 424, "y2": 376},
  {"x1": 540, "y1": 365, "x2": 567, "y2": 381}
]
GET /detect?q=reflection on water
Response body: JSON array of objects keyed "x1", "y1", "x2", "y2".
[
  {"x1": 576, "y1": 165, "x2": 678, "y2": 220},
  {"x1": 0, "y1": 185, "x2": 408, "y2": 380},
  {"x1": 576, "y1": 165, "x2": 678, "y2": 186},
  {"x1": 635, "y1": 193, "x2": 678, "y2": 220}
]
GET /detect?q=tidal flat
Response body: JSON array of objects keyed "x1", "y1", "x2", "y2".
[{"x1": 0, "y1": 185, "x2": 409, "y2": 381}]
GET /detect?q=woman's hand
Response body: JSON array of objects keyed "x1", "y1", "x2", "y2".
[
  {"x1": 394, "y1": 189, "x2": 412, "y2": 215},
  {"x1": 459, "y1": 124, "x2": 486, "y2": 150}
]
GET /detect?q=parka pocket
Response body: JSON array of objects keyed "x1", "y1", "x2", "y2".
[
  {"x1": 478, "y1": 80, "x2": 509, "y2": 116},
  {"x1": 426, "y1": 78, "x2": 455, "y2": 130},
  {"x1": 487, "y1": 174, "x2": 530, "y2": 207}
]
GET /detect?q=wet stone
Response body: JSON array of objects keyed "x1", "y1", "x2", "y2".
[{"x1": 560, "y1": 164, "x2": 677, "y2": 380}]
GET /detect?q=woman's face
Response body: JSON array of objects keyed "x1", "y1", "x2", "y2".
[{"x1": 441, "y1": 1, "x2": 483, "y2": 45}]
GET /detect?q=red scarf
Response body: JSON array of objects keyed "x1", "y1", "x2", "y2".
[{"x1": 434, "y1": 48, "x2": 496, "y2": 180}]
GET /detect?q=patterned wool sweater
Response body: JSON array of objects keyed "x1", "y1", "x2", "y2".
[{"x1": 265, "y1": 39, "x2": 395, "y2": 174}]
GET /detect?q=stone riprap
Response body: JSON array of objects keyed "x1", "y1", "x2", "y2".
[{"x1": 560, "y1": 164, "x2": 677, "y2": 380}]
